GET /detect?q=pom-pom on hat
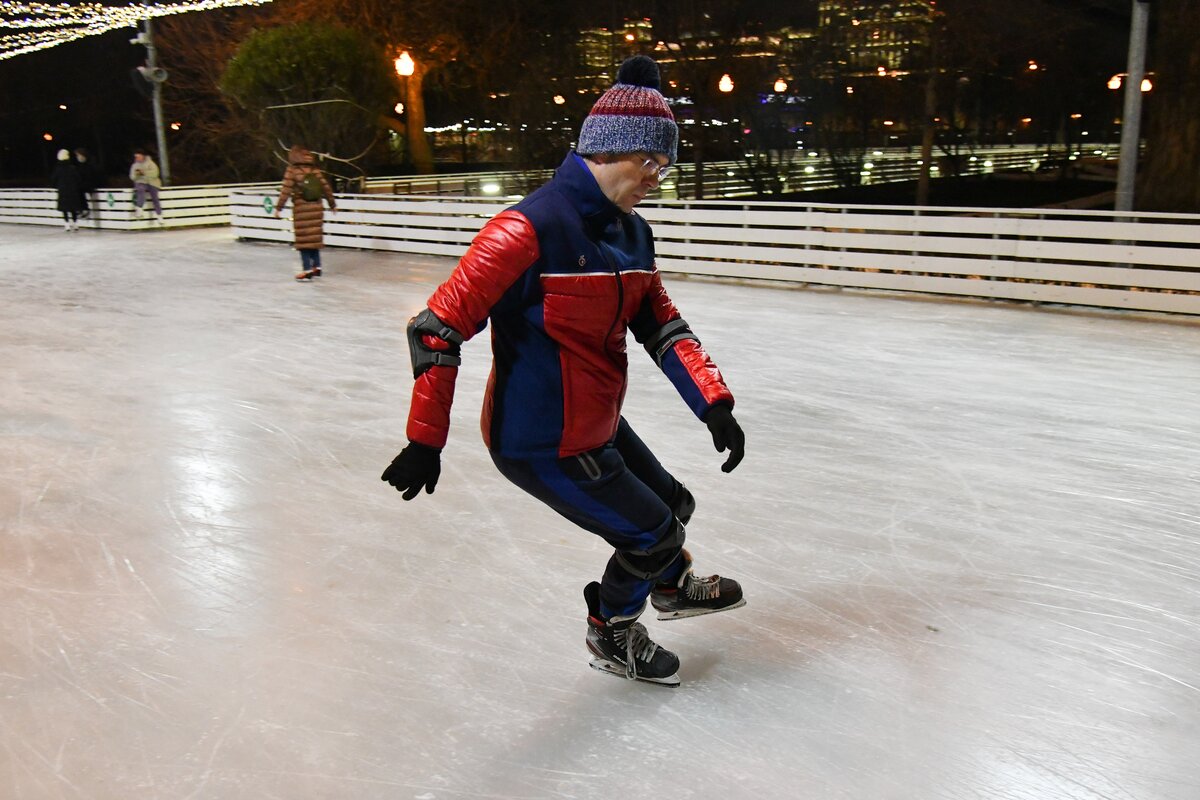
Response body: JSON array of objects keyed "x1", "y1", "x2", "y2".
[
  {"x1": 576, "y1": 55, "x2": 678, "y2": 165},
  {"x1": 56, "y1": 149, "x2": 70, "y2": 161}
]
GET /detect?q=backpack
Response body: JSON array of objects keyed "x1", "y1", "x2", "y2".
[{"x1": 298, "y1": 170, "x2": 324, "y2": 202}]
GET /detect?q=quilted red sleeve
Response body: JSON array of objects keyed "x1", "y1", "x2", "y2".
[
  {"x1": 405, "y1": 210, "x2": 539, "y2": 449},
  {"x1": 637, "y1": 270, "x2": 734, "y2": 418}
]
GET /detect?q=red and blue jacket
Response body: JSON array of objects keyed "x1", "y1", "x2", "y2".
[{"x1": 406, "y1": 152, "x2": 734, "y2": 459}]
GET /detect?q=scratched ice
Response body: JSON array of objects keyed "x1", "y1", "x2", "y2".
[{"x1": 2, "y1": 224, "x2": 1199, "y2": 799}]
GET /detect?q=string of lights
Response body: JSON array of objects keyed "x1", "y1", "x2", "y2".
[{"x1": 0, "y1": 1, "x2": 272, "y2": 60}]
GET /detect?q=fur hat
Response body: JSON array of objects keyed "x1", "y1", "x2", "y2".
[
  {"x1": 56, "y1": 149, "x2": 70, "y2": 161},
  {"x1": 576, "y1": 55, "x2": 678, "y2": 165}
]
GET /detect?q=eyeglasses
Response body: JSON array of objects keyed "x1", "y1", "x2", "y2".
[{"x1": 640, "y1": 157, "x2": 673, "y2": 181}]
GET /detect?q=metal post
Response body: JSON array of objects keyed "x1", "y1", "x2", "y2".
[
  {"x1": 142, "y1": 19, "x2": 171, "y2": 185},
  {"x1": 916, "y1": 67, "x2": 937, "y2": 206},
  {"x1": 1115, "y1": 0, "x2": 1150, "y2": 212}
]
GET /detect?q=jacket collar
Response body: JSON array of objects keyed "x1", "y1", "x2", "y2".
[{"x1": 554, "y1": 152, "x2": 621, "y2": 229}]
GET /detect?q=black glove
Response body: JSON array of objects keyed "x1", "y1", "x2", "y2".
[
  {"x1": 381, "y1": 442, "x2": 442, "y2": 500},
  {"x1": 703, "y1": 404, "x2": 745, "y2": 473}
]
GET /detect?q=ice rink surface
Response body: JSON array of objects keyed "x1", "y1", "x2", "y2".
[{"x1": 2, "y1": 224, "x2": 1199, "y2": 799}]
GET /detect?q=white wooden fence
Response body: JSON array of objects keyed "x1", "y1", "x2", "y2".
[
  {"x1": 232, "y1": 190, "x2": 1200, "y2": 315},
  {"x1": 0, "y1": 182, "x2": 272, "y2": 230}
]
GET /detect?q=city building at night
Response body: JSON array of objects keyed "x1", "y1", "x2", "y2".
[{"x1": 818, "y1": 0, "x2": 936, "y2": 74}]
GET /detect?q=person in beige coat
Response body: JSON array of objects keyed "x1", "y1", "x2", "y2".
[
  {"x1": 130, "y1": 149, "x2": 163, "y2": 223},
  {"x1": 273, "y1": 145, "x2": 337, "y2": 281}
]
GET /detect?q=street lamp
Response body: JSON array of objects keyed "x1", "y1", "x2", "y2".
[
  {"x1": 718, "y1": 74, "x2": 734, "y2": 93},
  {"x1": 773, "y1": 78, "x2": 787, "y2": 93},
  {"x1": 394, "y1": 51, "x2": 414, "y2": 77},
  {"x1": 1107, "y1": 73, "x2": 1153, "y2": 92}
]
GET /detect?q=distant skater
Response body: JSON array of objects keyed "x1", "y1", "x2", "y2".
[
  {"x1": 129, "y1": 149, "x2": 163, "y2": 224},
  {"x1": 74, "y1": 148, "x2": 101, "y2": 219},
  {"x1": 51, "y1": 149, "x2": 84, "y2": 232},
  {"x1": 273, "y1": 145, "x2": 336, "y2": 281},
  {"x1": 382, "y1": 55, "x2": 747, "y2": 686}
]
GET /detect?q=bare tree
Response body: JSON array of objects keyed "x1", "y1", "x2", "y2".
[{"x1": 156, "y1": 6, "x2": 278, "y2": 182}]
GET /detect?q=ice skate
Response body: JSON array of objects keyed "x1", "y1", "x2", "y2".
[
  {"x1": 310, "y1": 267, "x2": 322, "y2": 278},
  {"x1": 294, "y1": 270, "x2": 315, "y2": 281},
  {"x1": 650, "y1": 549, "x2": 745, "y2": 621},
  {"x1": 584, "y1": 582, "x2": 679, "y2": 686}
]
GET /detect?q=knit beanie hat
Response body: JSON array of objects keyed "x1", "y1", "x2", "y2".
[
  {"x1": 576, "y1": 55, "x2": 678, "y2": 165},
  {"x1": 56, "y1": 149, "x2": 70, "y2": 161}
]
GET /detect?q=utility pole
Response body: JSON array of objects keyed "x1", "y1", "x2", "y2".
[
  {"x1": 916, "y1": 67, "x2": 937, "y2": 206},
  {"x1": 1115, "y1": 0, "x2": 1151, "y2": 212},
  {"x1": 132, "y1": 19, "x2": 171, "y2": 185}
]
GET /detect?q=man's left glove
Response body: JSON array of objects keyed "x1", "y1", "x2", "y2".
[
  {"x1": 703, "y1": 404, "x2": 745, "y2": 473},
  {"x1": 381, "y1": 441, "x2": 442, "y2": 500}
]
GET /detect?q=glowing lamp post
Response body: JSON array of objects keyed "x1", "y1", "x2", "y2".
[
  {"x1": 393, "y1": 49, "x2": 434, "y2": 173},
  {"x1": 1108, "y1": 74, "x2": 1153, "y2": 92},
  {"x1": 394, "y1": 51, "x2": 415, "y2": 77},
  {"x1": 718, "y1": 74, "x2": 734, "y2": 93}
]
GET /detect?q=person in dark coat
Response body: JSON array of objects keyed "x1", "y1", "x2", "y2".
[
  {"x1": 74, "y1": 148, "x2": 101, "y2": 218},
  {"x1": 50, "y1": 149, "x2": 85, "y2": 232},
  {"x1": 273, "y1": 145, "x2": 337, "y2": 281}
]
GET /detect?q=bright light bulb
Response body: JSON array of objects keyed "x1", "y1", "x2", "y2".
[{"x1": 394, "y1": 51, "x2": 415, "y2": 77}]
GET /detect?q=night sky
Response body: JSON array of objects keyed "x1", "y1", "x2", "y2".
[
  {"x1": 1, "y1": 27, "x2": 152, "y2": 184},
  {"x1": 0, "y1": 0, "x2": 1136, "y2": 186}
]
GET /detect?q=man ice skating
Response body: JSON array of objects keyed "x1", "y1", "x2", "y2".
[{"x1": 382, "y1": 55, "x2": 746, "y2": 686}]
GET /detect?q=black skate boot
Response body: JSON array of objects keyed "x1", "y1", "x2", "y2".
[
  {"x1": 650, "y1": 549, "x2": 746, "y2": 621},
  {"x1": 584, "y1": 582, "x2": 680, "y2": 686}
]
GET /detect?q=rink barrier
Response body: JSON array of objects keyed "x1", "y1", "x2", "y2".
[
  {"x1": 0, "y1": 183, "x2": 271, "y2": 231},
  {"x1": 0, "y1": 144, "x2": 1108, "y2": 234},
  {"x1": 232, "y1": 190, "x2": 1200, "y2": 315}
]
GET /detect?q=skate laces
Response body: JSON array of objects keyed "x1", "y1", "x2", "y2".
[
  {"x1": 614, "y1": 622, "x2": 659, "y2": 680},
  {"x1": 682, "y1": 572, "x2": 721, "y2": 601}
]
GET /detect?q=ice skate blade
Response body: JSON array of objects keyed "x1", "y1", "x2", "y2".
[
  {"x1": 588, "y1": 658, "x2": 680, "y2": 687},
  {"x1": 654, "y1": 597, "x2": 746, "y2": 621}
]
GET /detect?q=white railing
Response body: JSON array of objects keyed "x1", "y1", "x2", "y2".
[
  {"x1": 0, "y1": 145, "x2": 1112, "y2": 231},
  {"x1": 644, "y1": 202, "x2": 1200, "y2": 315},
  {"x1": 0, "y1": 182, "x2": 272, "y2": 230},
  {"x1": 231, "y1": 190, "x2": 1200, "y2": 315}
]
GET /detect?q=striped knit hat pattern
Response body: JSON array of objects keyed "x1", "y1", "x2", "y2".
[{"x1": 576, "y1": 55, "x2": 678, "y2": 165}]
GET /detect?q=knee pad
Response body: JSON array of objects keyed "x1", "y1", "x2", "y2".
[
  {"x1": 671, "y1": 484, "x2": 695, "y2": 527},
  {"x1": 614, "y1": 518, "x2": 687, "y2": 582}
]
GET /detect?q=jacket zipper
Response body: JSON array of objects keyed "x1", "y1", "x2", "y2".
[
  {"x1": 596, "y1": 239, "x2": 629, "y2": 429},
  {"x1": 597, "y1": 240, "x2": 624, "y2": 360}
]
